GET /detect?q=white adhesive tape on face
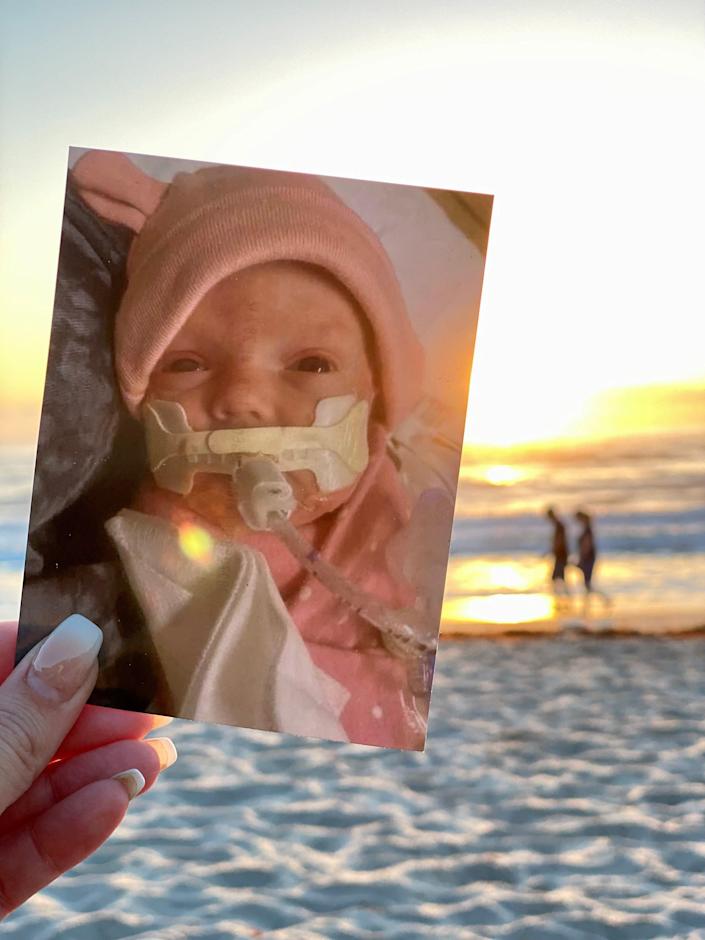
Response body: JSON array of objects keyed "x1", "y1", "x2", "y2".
[{"x1": 143, "y1": 394, "x2": 370, "y2": 495}]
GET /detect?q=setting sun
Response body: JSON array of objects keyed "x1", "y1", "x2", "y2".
[{"x1": 483, "y1": 465, "x2": 523, "y2": 486}]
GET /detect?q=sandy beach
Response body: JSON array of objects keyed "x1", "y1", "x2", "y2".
[{"x1": 4, "y1": 635, "x2": 705, "y2": 938}]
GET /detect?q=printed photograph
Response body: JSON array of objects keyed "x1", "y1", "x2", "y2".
[{"x1": 15, "y1": 148, "x2": 492, "y2": 750}]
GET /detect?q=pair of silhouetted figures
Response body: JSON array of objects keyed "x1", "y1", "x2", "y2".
[{"x1": 545, "y1": 507, "x2": 610, "y2": 607}]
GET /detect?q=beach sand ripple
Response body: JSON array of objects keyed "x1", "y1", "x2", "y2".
[{"x1": 5, "y1": 636, "x2": 705, "y2": 938}]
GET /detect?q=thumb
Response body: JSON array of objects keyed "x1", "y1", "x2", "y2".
[{"x1": 0, "y1": 615, "x2": 103, "y2": 815}]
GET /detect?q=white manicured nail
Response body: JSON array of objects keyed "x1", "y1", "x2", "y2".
[
  {"x1": 147, "y1": 737, "x2": 178, "y2": 771},
  {"x1": 27, "y1": 614, "x2": 103, "y2": 702},
  {"x1": 112, "y1": 768, "x2": 146, "y2": 801}
]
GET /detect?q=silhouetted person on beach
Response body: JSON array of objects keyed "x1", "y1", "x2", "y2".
[
  {"x1": 545, "y1": 507, "x2": 569, "y2": 595},
  {"x1": 575, "y1": 510, "x2": 596, "y2": 591},
  {"x1": 575, "y1": 510, "x2": 611, "y2": 611}
]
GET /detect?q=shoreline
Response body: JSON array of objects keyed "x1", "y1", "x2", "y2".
[{"x1": 440, "y1": 622, "x2": 705, "y2": 641}]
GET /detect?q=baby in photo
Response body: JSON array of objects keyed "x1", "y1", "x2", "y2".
[{"x1": 64, "y1": 152, "x2": 453, "y2": 749}]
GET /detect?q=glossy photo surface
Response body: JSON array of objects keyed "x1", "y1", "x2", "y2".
[{"x1": 16, "y1": 148, "x2": 492, "y2": 750}]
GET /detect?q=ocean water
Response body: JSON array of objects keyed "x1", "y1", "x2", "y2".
[
  {"x1": 0, "y1": 447, "x2": 32, "y2": 622},
  {"x1": 446, "y1": 432, "x2": 705, "y2": 634},
  {"x1": 3, "y1": 435, "x2": 703, "y2": 629},
  {"x1": 3, "y1": 446, "x2": 705, "y2": 937}
]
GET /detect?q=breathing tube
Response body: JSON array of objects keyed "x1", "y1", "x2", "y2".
[
  {"x1": 234, "y1": 455, "x2": 438, "y2": 702},
  {"x1": 144, "y1": 395, "x2": 437, "y2": 693},
  {"x1": 234, "y1": 458, "x2": 437, "y2": 667}
]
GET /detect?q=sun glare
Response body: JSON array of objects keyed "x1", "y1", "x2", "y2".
[
  {"x1": 446, "y1": 558, "x2": 539, "y2": 595},
  {"x1": 460, "y1": 461, "x2": 536, "y2": 485},
  {"x1": 483, "y1": 464, "x2": 523, "y2": 486}
]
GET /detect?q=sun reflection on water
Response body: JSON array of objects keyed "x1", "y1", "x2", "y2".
[
  {"x1": 443, "y1": 592, "x2": 556, "y2": 625},
  {"x1": 446, "y1": 557, "x2": 545, "y2": 595}
]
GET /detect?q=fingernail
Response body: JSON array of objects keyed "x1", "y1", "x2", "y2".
[
  {"x1": 147, "y1": 737, "x2": 178, "y2": 771},
  {"x1": 112, "y1": 768, "x2": 146, "y2": 801},
  {"x1": 151, "y1": 715, "x2": 174, "y2": 729},
  {"x1": 27, "y1": 614, "x2": 103, "y2": 702}
]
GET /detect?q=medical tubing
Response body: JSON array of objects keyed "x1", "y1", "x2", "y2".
[
  {"x1": 268, "y1": 513, "x2": 436, "y2": 658},
  {"x1": 231, "y1": 459, "x2": 435, "y2": 659}
]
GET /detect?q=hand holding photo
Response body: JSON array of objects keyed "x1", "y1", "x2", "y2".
[{"x1": 17, "y1": 149, "x2": 492, "y2": 750}]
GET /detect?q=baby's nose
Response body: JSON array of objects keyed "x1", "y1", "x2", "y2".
[{"x1": 209, "y1": 368, "x2": 280, "y2": 428}]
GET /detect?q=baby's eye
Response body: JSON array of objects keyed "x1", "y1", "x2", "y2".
[
  {"x1": 163, "y1": 357, "x2": 205, "y2": 374},
  {"x1": 291, "y1": 355, "x2": 335, "y2": 374}
]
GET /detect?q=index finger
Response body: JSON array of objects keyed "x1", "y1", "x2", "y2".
[{"x1": 56, "y1": 705, "x2": 172, "y2": 759}]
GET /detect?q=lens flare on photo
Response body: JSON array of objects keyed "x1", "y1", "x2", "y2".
[{"x1": 178, "y1": 522, "x2": 214, "y2": 565}]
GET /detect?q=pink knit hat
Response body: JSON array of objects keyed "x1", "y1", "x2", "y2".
[{"x1": 71, "y1": 151, "x2": 424, "y2": 429}]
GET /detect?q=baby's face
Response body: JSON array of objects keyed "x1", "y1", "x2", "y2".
[{"x1": 146, "y1": 261, "x2": 376, "y2": 533}]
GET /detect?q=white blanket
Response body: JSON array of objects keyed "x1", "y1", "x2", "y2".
[{"x1": 106, "y1": 509, "x2": 348, "y2": 741}]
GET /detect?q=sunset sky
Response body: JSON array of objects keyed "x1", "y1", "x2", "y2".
[
  {"x1": 466, "y1": 379, "x2": 705, "y2": 449},
  {"x1": 1, "y1": 2, "x2": 703, "y2": 449}
]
